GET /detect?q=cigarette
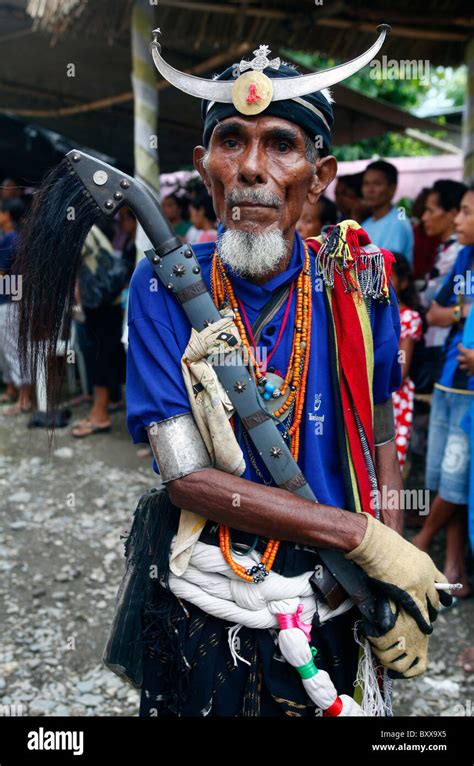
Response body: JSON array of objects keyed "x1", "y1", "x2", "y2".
[{"x1": 435, "y1": 582, "x2": 462, "y2": 591}]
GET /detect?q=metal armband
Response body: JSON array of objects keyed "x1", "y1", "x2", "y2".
[
  {"x1": 373, "y1": 398, "x2": 396, "y2": 447},
  {"x1": 146, "y1": 413, "x2": 212, "y2": 483}
]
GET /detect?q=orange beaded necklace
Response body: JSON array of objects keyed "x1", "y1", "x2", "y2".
[{"x1": 210, "y1": 242, "x2": 313, "y2": 583}]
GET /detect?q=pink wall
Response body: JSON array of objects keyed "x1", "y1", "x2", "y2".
[
  {"x1": 159, "y1": 170, "x2": 199, "y2": 201},
  {"x1": 326, "y1": 154, "x2": 463, "y2": 203},
  {"x1": 158, "y1": 155, "x2": 463, "y2": 206}
]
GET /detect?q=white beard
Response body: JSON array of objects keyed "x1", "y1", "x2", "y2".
[{"x1": 217, "y1": 229, "x2": 287, "y2": 279}]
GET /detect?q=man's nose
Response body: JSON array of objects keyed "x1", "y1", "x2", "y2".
[{"x1": 238, "y1": 142, "x2": 266, "y2": 185}]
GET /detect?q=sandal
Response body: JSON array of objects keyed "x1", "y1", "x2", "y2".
[
  {"x1": 3, "y1": 401, "x2": 33, "y2": 416},
  {"x1": 71, "y1": 419, "x2": 111, "y2": 438}
]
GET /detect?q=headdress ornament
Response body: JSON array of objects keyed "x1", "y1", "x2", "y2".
[{"x1": 149, "y1": 24, "x2": 390, "y2": 117}]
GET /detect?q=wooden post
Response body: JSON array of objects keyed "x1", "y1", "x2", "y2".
[
  {"x1": 463, "y1": 37, "x2": 474, "y2": 184},
  {"x1": 131, "y1": 0, "x2": 160, "y2": 262}
]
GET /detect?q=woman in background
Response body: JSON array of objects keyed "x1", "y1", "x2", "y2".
[
  {"x1": 188, "y1": 187, "x2": 217, "y2": 244},
  {"x1": 390, "y1": 253, "x2": 423, "y2": 470}
]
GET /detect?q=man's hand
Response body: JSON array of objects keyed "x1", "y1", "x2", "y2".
[
  {"x1": 457, "y1": 343, "x2": 474, "y2": 375},
  {"x1": 345, "y1": 512, "x2": 452, "y2": 677},
  {"x1": 360, "y1": 600, "x2": 430, "y2": 678},
  {"x1": 345, "y1": 512, "x2": 451, "y2": 631}
]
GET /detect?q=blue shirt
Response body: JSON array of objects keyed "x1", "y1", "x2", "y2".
[
  {"x1": 435, "y1": 245, "x2": 474, "y2": 391},
  {"x1": 362, "y1": 207, "x2": 414, "y2": 265},
  {"x1": 460, "y1": 271, "x2": 474, "y2": 550},
  {"x1": 126, "y1": 231, "x2": 401, "y2": 509}
]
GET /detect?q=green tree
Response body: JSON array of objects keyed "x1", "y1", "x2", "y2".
[{"x1": 283, "y1": 50, "x2": 465, "y2": 160}]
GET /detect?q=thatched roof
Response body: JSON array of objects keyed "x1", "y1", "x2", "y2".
[
  {"x1": 26, "y1": 0, "x2": 133, "y2": 44},
  {"x1": 0, "y1": 0, "x2": 466, "y2": 178},
  {"x1": 25, "y1": 0, "x2": 472, "y2": 66}
]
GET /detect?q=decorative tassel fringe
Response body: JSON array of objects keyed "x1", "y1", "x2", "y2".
[
  {"x1": 382, "y1": 668, "x2": 394, "y2": 717},
  {"x1": 141, "y1": 591, "x2": 193, "y2": 715},
  {"x1": 124, "y1": 487, "x2": 181, "y2": 590},
  {"x1": 353, "y1": 621, "x2": 389, "y2": 716},
  {"x1": 102, "y1": 487, "x2": 182, "y2": 688},
  {"x1": 315, "y1": 221, "x2": 391, "y2": 304}
]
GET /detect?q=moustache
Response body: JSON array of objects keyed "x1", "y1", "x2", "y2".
[{"x1": 225, "y1": 188, "x2": 282, "y2": 208}]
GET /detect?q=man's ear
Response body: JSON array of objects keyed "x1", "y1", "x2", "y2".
[
  {"x1": 307, "y1": 155, "x2": 338, "y2": 205},
  {"x1": 193, "y1": 145, "x2": 211, "y2": 195}
]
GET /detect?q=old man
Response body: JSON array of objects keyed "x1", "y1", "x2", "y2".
[{"x1": 124, "y1": 33, "x2": 451, "y2": 717}]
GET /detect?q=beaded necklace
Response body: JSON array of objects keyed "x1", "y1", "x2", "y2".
[
  {"x1": 235, "y1": 283, "x2": 294, "y2": 375},
  {"x1": 210, "y1": 242, "x2": 313, "y2": 583}
]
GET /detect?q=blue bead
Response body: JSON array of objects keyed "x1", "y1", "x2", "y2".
[
  {"x1": 264, "y1": 382, "x2": 275, "y2": 393},
  {"x1": 263, "y1": 392, "x2": 272, "y2": 400}
]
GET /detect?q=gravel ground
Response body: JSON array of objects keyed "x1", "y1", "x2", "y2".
[{"x1": 0, "y1": 405, "x2": 473, "y2": 717}]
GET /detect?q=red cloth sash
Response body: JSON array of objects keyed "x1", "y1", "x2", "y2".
[{"x1": 307, "y1": 229, "x2": 394, "y2": 517}]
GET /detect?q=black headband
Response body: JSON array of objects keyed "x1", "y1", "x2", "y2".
[{"x1": 201, "y1": 63, "x2": 334, "y2": 156}]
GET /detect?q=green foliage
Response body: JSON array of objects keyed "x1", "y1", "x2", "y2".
[
  {"x1": 332, "y1": 135, "x2": 433, "y2": 162},
  {"x1": 427, "y1": 66, "x2": 466, "y2": 108},
  {"x1": 282, "y1": 50, "x2": 466, "y2": 160}
]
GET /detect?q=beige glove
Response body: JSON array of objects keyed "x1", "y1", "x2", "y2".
[
  {"x1": 345, "y1": 513, "x2": 451, "y2": 677},
  {"x1": 362, "y1": 599, "x2": 430, "y2": 678}
]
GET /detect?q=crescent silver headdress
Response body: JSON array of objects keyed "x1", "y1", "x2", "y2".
[{"x1": 149, "y1": 24, "x2": 391, "y2": 116}]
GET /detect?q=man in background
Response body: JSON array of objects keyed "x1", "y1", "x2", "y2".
[{"x1": 362, "y1": 160, "x2": 414, "y2": 265}]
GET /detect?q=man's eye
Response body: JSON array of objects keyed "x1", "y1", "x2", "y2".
[
  {"x1": 276, "y1": 142, "x2": 291, "y2": 152},
  {"x1": 224, "y1": 138, "x2": 238, "y2": 148}
]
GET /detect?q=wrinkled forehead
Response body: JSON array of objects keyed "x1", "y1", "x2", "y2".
[{"x1": 209, "y1": 113, "x2": 306, "y2": 142}]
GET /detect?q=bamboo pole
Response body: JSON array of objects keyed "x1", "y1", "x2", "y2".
[{"x1": 462, "y1": 37, "x2": 474, "y2": 183}]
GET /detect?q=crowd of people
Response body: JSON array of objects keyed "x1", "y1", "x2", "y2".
[
  {"x1": 300, "y1": 162, "x2": 474, "y2": 652},
  {"x1": 1, "y1": 162, "x2": 474, "y2": 666}
]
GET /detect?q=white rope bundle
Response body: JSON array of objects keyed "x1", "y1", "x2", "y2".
[{"x1": 166, "y1": 540, "x2": 369, "y2": 716}]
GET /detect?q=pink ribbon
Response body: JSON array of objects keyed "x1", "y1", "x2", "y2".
[{"x1": 277, "y1": 604, "x2": 312, "y2": 641}]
